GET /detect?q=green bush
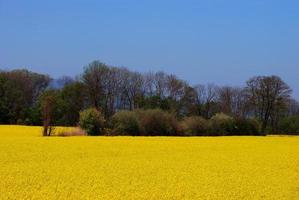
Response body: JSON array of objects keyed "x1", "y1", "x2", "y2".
[
  {"x1": 233, "y1": 118, "x2": 262, "y2": 136},
  {"x1": 209, "y1": 113, "x2": 235, "y2": 136},
  {"x1": 278, "y1": 116, "x2": 299, "y2": 135},
  {"x1": 136, "y1": 109, "x2": 180, "y2": 136},
  {"x1": 111, "y1": 110, "x2": 141, "y2": 136},
  {"x1": 79, "y1": 108, "x2": 105, "y2": 136},
  {"x1": 181, "y1": 116, "x2": 209, "y2": 136}
]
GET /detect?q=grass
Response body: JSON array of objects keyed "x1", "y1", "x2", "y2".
[{"x1": 0, "y1": 125, "x2": 298, "y2": 199}]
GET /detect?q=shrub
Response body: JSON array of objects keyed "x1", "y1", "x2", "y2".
[
  {"x1": 234, "y1": 118, "x2": 262, "y2": 136},
  {"x1": 136, "y1": 109, "x2": 180, "y2": 136},
  {"x1": 181, "y1": 116, "x2": 209, "y2": 136},
  {"x1": 209, "y1": 113, "x2": 235, "y2": 136},
  {"x1": 111, "y1": 110, "x2": 141, "y2": 136},
  {"x1": 79, "y1": 108, "x2": 105, "y2": 136},
  {"x1": 56, "y1": 127, "x2": 87, "y2": 137},
  {"x1": 208, "y1": 114, "x2": 262, "y2": 136},
  {"x1": 278, "y1": 115, "x2": 299, "y2": 135}
]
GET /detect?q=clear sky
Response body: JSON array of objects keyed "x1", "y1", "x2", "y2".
[{"x1": 1, "y1": 0, "x2": 298, "y2": 98}]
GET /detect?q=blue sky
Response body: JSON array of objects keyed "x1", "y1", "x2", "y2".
[{"x1": 1, "y1": 0, "x2": 298, "y2": 98}]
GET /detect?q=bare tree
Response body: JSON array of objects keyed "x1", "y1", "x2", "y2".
[
  {"x1": 218, "y1": 86, "x2": 249, "y2": 118},
  {"x1": 246, "y1": 76, "x2": 292, "y2": 132},
  {"x1": 56, "y1": 76, "x2": 74, "y2": 87},
  {"x1": 143, "y1": 72, "x2": 155, "y2": 96},
  {"x1": 123, "y1": 71, "x2": 144, "y2": 110},
  {"x1": 142, "y1": 71, "x2": 169, "y2": 98},
  {"x1": 166, "y1": 74, "x2": 185, "y2": 101},
  {"x1": 194, "y1": 84, "x2": 219, "y2": 118},
  {"x1": 193, "y1": 84, "x2": 206, "y2": 116},
  {"x1": 287, "y1": 98, "x2": 299, "y2": 116},
  {"x1": 180, "y1": 84, "x2": 198, "y2": 116},
  {"x1": 153, "y1": 71, "x2": 168, "y2": 98}
]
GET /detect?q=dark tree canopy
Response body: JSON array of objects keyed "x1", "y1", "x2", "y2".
[
  {"x1": 0, "y1": 69, "x2": 51, "y2": 124},
  {"x1": 246, "y1": 76, "x2": 292, "y2": 132},
  {"x1": 0, "y1": 61, "x2": 298, "y2": 135}
]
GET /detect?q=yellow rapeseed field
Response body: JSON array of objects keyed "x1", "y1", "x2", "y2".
[{"x1": 0, "y1": 125, "x2": 298, "y2": 199}]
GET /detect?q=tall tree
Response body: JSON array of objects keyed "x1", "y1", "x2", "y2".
[
  {"x1": 40, "y1": 90, "x2": 58, "y2": 136},
  {"x1": 0, "y1": 69, "x2": 51, "y2": 124},
  {"x1": 193, "y1": 84, "x2": 218, "y2": 118},
  {"x1": 287, "y1": 99, "x2": 299, "y2": 116},
  {"x1": 58, "y1": 81, "x2": 86, "y2": 125},
  {"x1": 82, "y1": 61, "x2": 109, "y2": 110},
  {"x1": 246, "y1": 76, "x2": 292, "y2": 132},
  {"x1": 218, "y1": 86, "x2": 249, "y2": 118}
]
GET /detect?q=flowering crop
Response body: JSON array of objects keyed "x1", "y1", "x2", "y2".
[{"x1": 0, "y1": 125, "x2": 298, "y2": 199}]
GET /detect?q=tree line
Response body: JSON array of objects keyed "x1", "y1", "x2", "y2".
[{"x1": 1, "y1": 60, "x2": 299, "y2": 135}]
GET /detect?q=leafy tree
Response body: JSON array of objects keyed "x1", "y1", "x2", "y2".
[
  {"x1": 278, "y1": 115, "x2": 299, "y2": 135},
  {"x1": 82, "y1": 61, "x2": 109, "y2": 110},
  {"x1": 1, "y1": 62, "x2": 298, "y2": 136},
  {"x1": 0, "y1": 69, "x2": 51, "y2": 124},
  {"x1": 181, "y1": 116, "x2": 209, "y2": 136},
  {"x1": 209, "y1": 113, "x2": 235, "y2": 136},
  {"x1": 40, "y1": 90, "x2": 59, "y2": 136},
  {"x1": 246, "y1": 76, "x2": 291, "y2": 132},
  {"x1": 136, "y1": 109, "x2": 180, "y2": 136},
  {"x1": 111, "y1": 110, "x2": 141, "y2": 135},
  {"x1": 57, "y1": 82, "x2": 86, "y2": 126},
  {"x1": 233, "y1": 118, "x2": 262, "y2": 136},
  {"x1": 79, "y1": 108, "x2": 105, "y2": 136}
]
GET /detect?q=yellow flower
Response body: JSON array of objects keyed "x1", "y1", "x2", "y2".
[{"x1": 0, "y1": 125, "x2": 298, "y2": 199}]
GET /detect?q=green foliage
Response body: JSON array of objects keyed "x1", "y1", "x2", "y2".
[
  {"x1": 233, "y1": 118, "x2": 262, "y2": 135},
  {"x1": 181, "y1": 116, "x2": 209, "y2": 136},
  {"x1": 82, "y1": 61, "x2": 110, "y2": 111},
  {"x1": 0, "y1": 65, "x2": 298, "y2": 136},
  {"x1": 111, "y1": 110, "x2": 141, "y2": 136},
  {"x1": 278, "y1": 116, "x2": 299, "y2": 135},
  {"x1": 57, "y1": 82, "x2": 85, "y2": 126},
  {"x1": 0, "y1": 69, "x2": 50, "y2": 125},
  {"x1": 79, "y1": 108, "x2": 105, "y2": 136},
  {"x1": 136, "y1": 109, "x2": 180, "y2": 136},
  {"x1": 40, "y1": 89, "x2": 60, "y2": 136},
  {"x1": 209, "y1": 113, "x2": 235, "y2": 136},
  {"x1": 208, "y1": 114, "x2": 262, "y2": 136}
]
